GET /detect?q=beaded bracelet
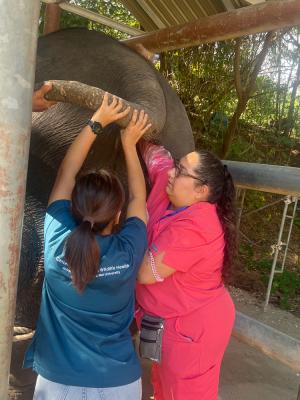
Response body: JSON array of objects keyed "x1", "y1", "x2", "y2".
[{"x1": 148, "y1": 250, "x2": 164, "y2": 282}]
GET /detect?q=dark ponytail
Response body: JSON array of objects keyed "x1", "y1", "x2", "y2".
[
  {"x1": 65, "y1": 221, "x2": 100, "y2": 292},
  {"x1": 194, "y1": 151, "x2": 238, "y2": 283},
  {"x1": 216, "y1": 166, "x2": 237, "y2": 283},
  {"x1": 65, "y1": 170, "x2": 125, "y2": 292}
]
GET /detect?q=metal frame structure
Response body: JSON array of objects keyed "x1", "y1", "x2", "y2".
[
  {"x1": 1, "y1": 0, "x2": 300, "y2": 398},
  {"x1": 238, "y1": 192, "x2": 299, "y2": 310},
  {"x1": 264, "y1": 196, "x2": 298, "y2": 310},
  {"x1": 230, "y1": 161, "x2": 300, "y2": 308}
]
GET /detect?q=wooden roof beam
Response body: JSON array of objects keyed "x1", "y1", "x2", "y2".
[{"x1": 123, "y1": 0, "x2": 300, "y2": 52}]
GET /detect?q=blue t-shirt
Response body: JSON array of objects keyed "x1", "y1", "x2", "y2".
[{"x1": 24, "y1": 200, "x2": 147, "y2": 387}]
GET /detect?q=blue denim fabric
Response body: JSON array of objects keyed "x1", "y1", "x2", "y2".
[{"x1": 33, "y1": 375, "x2": 142, "y2": 400}]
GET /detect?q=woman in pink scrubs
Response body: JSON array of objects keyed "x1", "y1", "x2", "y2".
[{"x1": 136, "y1": 142, "x2": 237, "y2": 400}]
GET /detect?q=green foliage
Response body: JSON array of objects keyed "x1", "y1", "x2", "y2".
[
  {"x1": 294, "y1": 213, "x2": 300, "y2": 230},
  {"x1": 245, "y1": 258, "x2": 300, "y2": 310},
  {"x1": 252, "y1": 258, "x2": 273, "y2": 273},
  {"x1": 38, "y1": 3, "x2": 46, "y2": 34},
  {"x1": 245, "y1": 191, "x2": 267, "y2": 213},
  {"x1": 271, "y1": 271, "x2": 300, "y2": 310},
  {"x1": 239, "y1": 243, "x2": 254, "y2": 259},
  {"x1": 161, "y1": 42, "x2": 236, "y2": 131},
  {"x1": 165, "y1": 30, "x2": 300, "y2": 161}
]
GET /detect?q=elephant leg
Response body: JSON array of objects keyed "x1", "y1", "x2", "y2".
[{"x1": 9, "y1": 329, "x2": 37, "y2": 400}]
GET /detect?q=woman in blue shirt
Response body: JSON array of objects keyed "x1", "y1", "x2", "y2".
[{"x1": 24, "y1": 93, "x2": 151, "y2": 400}]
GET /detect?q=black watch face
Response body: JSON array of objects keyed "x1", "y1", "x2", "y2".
[{"x1": 92, "y1": 121, "x2": 103, "y2": 135}]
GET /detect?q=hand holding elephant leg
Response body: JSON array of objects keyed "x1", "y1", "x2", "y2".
[
  {"x1": 47, "y1": 93, "x2": 130, "y2": 205},
  {"x1": 121, "y1": 109, "x2": 152, "y2": 148},
  {"x1": 42, "y1": 80, "x2": 160, "y2": 139},
  {"x1": 91, "y1": 92, "x2": 130, "y2": 127},
  {"x1": 121, "y1": 109, "x2": 151, "y2": 224},
  {"x1": 32, "y1": 82, "x2": 57, "y2": 112}
]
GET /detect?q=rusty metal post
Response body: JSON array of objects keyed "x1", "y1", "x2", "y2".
[
  {"x1": 44, "y1": 3, "x2": 61, "y2": 34},
  {"x1": 0, "y1": 1, "x2": 40, "y2": 398},
  {"x1": 123, "y1": 0, "x2": 300, "y2": 53}
]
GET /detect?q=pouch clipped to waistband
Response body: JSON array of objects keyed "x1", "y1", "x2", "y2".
[{"x1": 139, "y1": 314, "x2": 164, "y2": 363}]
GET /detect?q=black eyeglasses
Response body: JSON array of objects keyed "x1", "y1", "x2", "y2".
[{"x1": 173, "y1": 159, "x2": 207, "y2": 185}]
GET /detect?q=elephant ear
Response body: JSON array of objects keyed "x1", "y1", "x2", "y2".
[{"x1": 42, "y1": 80, "x2": 161, "y2": 141}]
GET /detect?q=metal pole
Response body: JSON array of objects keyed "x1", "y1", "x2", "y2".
[
  {"x1": 279, "y1": 196, "x2": 298, "y2": 272},
  {"x1": 236, "y1": 188, "x2": 246, "y2": 232},
  {"x1": 224, "y1": 161, "x2": 300, "y2": 197},
  {"x1": 243, "y1": 197, "x2": 284, "y2": 217},
  {"x1": 264, "y1": 196, "x2": 291, "y2": 311},
  {"x1": 44, "y1": 3, "x2": 61, "y2": 34},
  {"x1": 59, "y1": 2, "x2": 142, "y2": 36},
  {"x1": 123, "y1": 0, "x2": 300, "y2": 53},
  {"x1": 0, "y1": 1, "x2": 40, "y2": 398}
]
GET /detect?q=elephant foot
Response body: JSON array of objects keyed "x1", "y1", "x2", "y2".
[
  {"x1": 8, "y1": 385, "x2": 35, "y2": 400},
  {"x1": 9, "y1": 328, "x2": 37, "y2": 400}
]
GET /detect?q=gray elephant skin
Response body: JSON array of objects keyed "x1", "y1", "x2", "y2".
[{"x1": 10, "y1": 28, "x2": 194, "y2": 399}]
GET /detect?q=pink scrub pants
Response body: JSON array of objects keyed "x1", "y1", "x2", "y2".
[{"x1": 141, "y1": 290, "x2": 235, "y2": 400}]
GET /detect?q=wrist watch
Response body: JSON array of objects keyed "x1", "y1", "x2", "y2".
[{"x1": 87, "y1": 119, "x2": 104, "y2": 135}]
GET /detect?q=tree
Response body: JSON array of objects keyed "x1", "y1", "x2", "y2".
[
  {"x1": 283, "y1": 34, "x2": 300, "y2": 136},
  {"x1": 221, "y1": 32, "x2": 276, "y2": 159}
]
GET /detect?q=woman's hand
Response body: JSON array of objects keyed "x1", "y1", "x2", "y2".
[
  {"x1": 121, "y1": 109, "x2": 152, "y2": 148},
  {"x1": 91, "y1": 93, "x2": 130, "y2": 127},
  {"x1": 121, "y1": 109, "x2": 150, "y2": 223},
  {"x1": 32, "y1": 82, "x2": 57, "y2": 112}
]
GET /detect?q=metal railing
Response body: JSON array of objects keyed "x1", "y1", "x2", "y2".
[{"x1": 227, "y1": 160, "x2": 300, "y2": 310}]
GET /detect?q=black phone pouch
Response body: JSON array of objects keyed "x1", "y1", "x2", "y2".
[{"x1": 139, "y1": 314, "x2": 164, "y2": 363}]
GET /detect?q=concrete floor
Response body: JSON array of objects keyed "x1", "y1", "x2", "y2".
[{"x1": 141, "y1": 337, "x2": 300, "y2": 400}]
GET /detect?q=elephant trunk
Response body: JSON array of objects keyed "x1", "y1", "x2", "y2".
[{"x1": 41, "y1": 80, "x2": 161, "y2": 140}]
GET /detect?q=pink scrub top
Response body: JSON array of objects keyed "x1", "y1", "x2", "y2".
[{"x1": 136, "y1": 143, "x2": 227, "y2": 319}]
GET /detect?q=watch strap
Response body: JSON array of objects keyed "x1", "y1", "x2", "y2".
[{"x1": 87, "y1": 119, "x2": 104, "y2": 135}]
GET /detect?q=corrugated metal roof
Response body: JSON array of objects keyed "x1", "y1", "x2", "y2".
[{"x1": 120, "y1": 0, "x2": 255, "y2": 31}]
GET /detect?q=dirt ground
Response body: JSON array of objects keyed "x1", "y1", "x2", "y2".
[{"x1": 229, "y1": 286, "x2": 300, "y2": 340}]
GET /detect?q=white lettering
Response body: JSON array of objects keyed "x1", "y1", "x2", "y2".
[{"x1": 56, "y1": 256, "x2": 131, "y2": 279}]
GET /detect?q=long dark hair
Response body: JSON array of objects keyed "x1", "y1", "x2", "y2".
[
  {"x1": 65, "y1": 170, "x2": 125, "y2": 292},
  {"x1": 194, "y1": 151, "x2": 237, "y2": 282}
]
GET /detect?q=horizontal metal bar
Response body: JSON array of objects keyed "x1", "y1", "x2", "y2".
[
  {"x1": 42, "y1": 1, "x2": 143, "y2": 36},
  {"x1": 225, "y1": 161, "x2": 300, "y2": 197},
  {"x1": 242, "y1": 197, "x2": 284, "y2": 217}
]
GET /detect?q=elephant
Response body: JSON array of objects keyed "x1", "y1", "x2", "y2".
[{"x1": 10, "y1": 28, "x2": 194, "y2": 399}]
